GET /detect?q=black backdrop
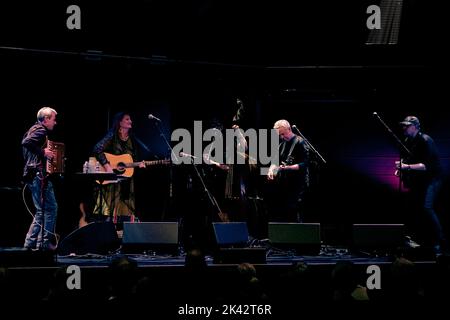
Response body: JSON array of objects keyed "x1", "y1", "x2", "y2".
[{"x1": 1, "y1": 1, "x2": 448, "y2": 247}]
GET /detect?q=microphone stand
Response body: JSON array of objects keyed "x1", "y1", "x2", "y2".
[
  {"x1": 291, "y1": 125, "x2": 325, "y2": 219},
  {"x1": 372, "y1": 112, "x2": 412, "y2": 192},
  {"x1": 292, "y1": 125, "x2": 326, "y2": 165},
  {"x1": 151, "y1": 119, "x2": 177, "y2": 219},
  {"x1": 187, "y1": 156, "x2": 229, "y2": 223}
]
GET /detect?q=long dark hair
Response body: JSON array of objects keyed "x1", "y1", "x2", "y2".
[{"x1": 110, "y1": 112, "x2": 131, "y2": 134}]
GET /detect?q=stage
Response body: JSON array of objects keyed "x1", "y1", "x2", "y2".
[
  {"x1": 1, "y1": 243, "x2": 447, "y2": 309},
  {"x1": 1, "y1": 1, "x2": 450, "y2": 313}
]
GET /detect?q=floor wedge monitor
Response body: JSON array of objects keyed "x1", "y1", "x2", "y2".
[
  {"x1": 122, "y1": 222, "x2": 179, "y2": 254},
  {"x1": 269, "y1": 223, "x2": 321, "y2": 255}
]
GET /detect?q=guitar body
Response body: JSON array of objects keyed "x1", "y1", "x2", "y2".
[
  {"x1": 97, "y1": 153, "x2": 170, "y2": 185},
  {"x1": 101, "y1": 153, "x2": 135, "y2": 178}
]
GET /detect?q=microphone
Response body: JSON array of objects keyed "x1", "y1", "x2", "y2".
[
  {"x1": 179, "y1": 152, "x2": 198, "y2": 159},
  {"x1": 148, "y1": 114, "x2": 161, "y2": 122},
  {"x1": 373, "y1": 112, "x2": 382, "y2": 120},
  {"x1": 291, "y1": 124, "x2": 302, "y2": 136}
]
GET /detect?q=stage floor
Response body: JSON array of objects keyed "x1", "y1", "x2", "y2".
[
  {"x1": 1, "y1": 245, "x2": 447, "y2": 311},
  {"x1": 55, "y1": 250, "x2": 403, "y2": 267},
  {"x1": 1, "y1": 244, "x2": 439, "y2": 267}
]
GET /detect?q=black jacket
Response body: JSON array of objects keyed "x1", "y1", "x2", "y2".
[{"x1": 22, "y1": 122, "x2": 48, "y2": 181}]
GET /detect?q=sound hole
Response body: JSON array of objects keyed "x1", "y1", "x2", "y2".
[{"x1": 115, "y1": 162, "x2": 126, "y2": 174}]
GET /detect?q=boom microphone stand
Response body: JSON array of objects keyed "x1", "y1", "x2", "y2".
[
  {"x1": 372, "y1": 112, "x2": 412, "y2": 192},
  {"x1": 148, "y1": 115, "x2": 178, "y2": 219},
  {"x1": 181, "y1": 154, "x2": 229, "y2": 223},
  {"x1": 290, "y1": 124, "x2": 326, "y2": 223},
  {"x1": 291, "y1": 124, "x2": 326, "y2": 165}
]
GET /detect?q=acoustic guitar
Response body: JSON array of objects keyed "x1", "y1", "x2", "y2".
[{"x1": 97, "y1": 153, "x2": 170, "y2": 184}]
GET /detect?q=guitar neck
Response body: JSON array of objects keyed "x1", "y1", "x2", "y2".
[{"x1": 126, "y1": 160, "x2": 168, "y2": 168}]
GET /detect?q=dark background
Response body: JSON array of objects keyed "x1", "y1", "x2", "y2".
[{"x1": 1, "y1": 1, "x2": 448, "y2": 247}]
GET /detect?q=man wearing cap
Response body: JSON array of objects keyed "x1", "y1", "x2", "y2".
[{"x1": 395, "y1": 116, "x2": 446, "y2": 254}]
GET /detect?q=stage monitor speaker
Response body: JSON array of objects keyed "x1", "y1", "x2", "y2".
[
  {"x1": 212, "y1": 222, "x2": 266, "y2": 264},
  {"x1": 58, "y1": 222, "x2": 120, "y2": 256},
  {"x1": 122, "y1": 222, "x2": 179, "y2": 254},
  {"x1": 352, "y1": 224, "x2": 404, "y2": 252},
  {"x1": 268, "y1": 223, "x2": 321, "y2": 255},
  {"x1": 212, "y1": 222, "x2": 249, "y2": 247}
]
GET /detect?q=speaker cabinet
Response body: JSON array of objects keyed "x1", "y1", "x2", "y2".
[
  {"x1": 122, "y1": 222, "x2": 179, "y2": 254},
  {"x1": 212, "y1": 222, "x2": 249, "y2": 247},
  {"x1": 268, "y1": 223, "x2": 321, "y2": 255},
  {"x1": 58, "y1": 222, "x2": 120, "y2": 256},
  {"x1": 352, "y1": 224, "x2": 404, "y2": 253},
  {"x1": 212, "y1": 222, "x2": 266, "y2": 264}
]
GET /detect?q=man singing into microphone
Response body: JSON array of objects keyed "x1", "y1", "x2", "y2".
[{"x1": 266, "y1": 119, "x2": 309, "y2": 222}]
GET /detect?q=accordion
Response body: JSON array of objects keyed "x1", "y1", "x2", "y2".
[{"x1": 46, "y1": 140, "x2": 65, "y2": 174}]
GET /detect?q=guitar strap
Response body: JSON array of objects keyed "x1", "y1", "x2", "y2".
[{"x1": 283, "y1": 136, "x2": 301, "y2": 165}]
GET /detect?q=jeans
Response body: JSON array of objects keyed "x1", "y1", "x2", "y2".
[
  {"x1": 24, "y1": 174, "x2": 58, "y2": 249},
  {"x1": 408, "y1": 178, "x2": 445, "y2": 246},
  {"x1": 423, "y1": 178, "x2": 445, "y2": 244}
]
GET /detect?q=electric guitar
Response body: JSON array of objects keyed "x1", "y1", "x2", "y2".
[
  {"x1": 269, "y1": 155, "x2": 295, "y2": 180},
  {"x1": 97, "y1": 153, "x2": 170, "y2": 184},
  {"x1": 395, "y1": 159, "x2": 413, "y2": 188}
]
